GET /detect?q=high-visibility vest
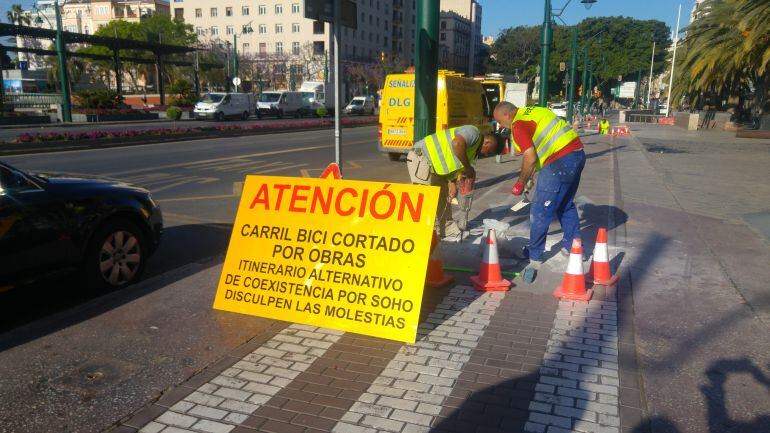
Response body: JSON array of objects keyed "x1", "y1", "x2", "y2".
[
  {"x1": 419, "y1": 127, "x2": 481, "y2": 176},
  {"x1": 510, "y1": 106, "x2": 579, "y2": 169},
  {"x1": 599, "y1": 120, "x2": 610, "y2": 134}
]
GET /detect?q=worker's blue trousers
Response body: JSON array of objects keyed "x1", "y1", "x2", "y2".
[{"x1": 528, "y1": 150, "x2": 586, "y2": 262}]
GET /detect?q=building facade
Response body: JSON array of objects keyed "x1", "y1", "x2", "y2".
[
  {"x1": 438, "y1": 11, "x2": 471, "y2": 74},
  {"x1": 440, "y1": 0, "x2": 482, "y2": 75}
]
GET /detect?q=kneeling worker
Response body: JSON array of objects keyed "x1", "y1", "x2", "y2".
[
  {"x1": 406, "y1": 125, "x2": 498, "y2": 238},
  {"x1": 493, "y1": 102, "x2": 586, "y2": 283}
]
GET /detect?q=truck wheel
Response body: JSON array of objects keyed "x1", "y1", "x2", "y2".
[
  {"x1": 388, "y1": 153, "x2": 401, "y2": 162},
  {"x1": 242, "y1": 111, "x2": 249, "y2": 120},
  {"x1": 215, "y1": 111, "x2": 225, "y2": 121}
]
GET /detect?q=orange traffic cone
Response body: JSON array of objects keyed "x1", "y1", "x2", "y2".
[
  {"x1": 320, "y1": 162, "x2": 342, "y2": 179},
  {"x1": 425, "y1": 231, "x2": 454, "y2": 288},
  {"x1": 470, "y1": 229, "x2": 511, "y2": 291},
  {"x1": 553, "y1": 238, "x2": 593, "y2": 302},
  {"x1": 587, "y1": 228, "x2": 618, "y2": 287}
]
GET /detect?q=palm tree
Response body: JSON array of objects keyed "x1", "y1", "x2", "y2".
[
  {"x1": 672, "y1": 0, "x2": 769, "y2": 116},
  {"x1": 6, "y1": 4, "x2": 31, "y2": 26}
]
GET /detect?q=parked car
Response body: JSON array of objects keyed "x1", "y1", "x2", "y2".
[
  {"x1": 550, "y1": 103, "x2": 568, "y2": 119},
  {"x1": 344, "y1": 96, "x2": 375, "y2": 115},
  {"x1": 0, "y1": 161, "x2": 163, "y2": 291},
  {"x1": 194, "y1": 93, "x2": 254, "y2": 120},
  {"x1": 257, "y1": 91, "x2": 307, "y2": 118}
]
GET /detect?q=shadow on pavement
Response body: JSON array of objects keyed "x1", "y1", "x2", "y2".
[{"x1": 0, "y1": 223, "x2": 231, "y2": 351}]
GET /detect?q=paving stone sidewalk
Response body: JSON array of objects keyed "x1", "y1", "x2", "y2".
[{"x1": 109, "y1": 133, "x2": 644, "y2": 433}]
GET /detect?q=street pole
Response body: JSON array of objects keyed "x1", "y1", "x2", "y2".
[
  {"x1": 585, "y1": 69, "x2": 593, "y2": 115},
  {"x1": 635, "y1": 69, "x2": 642, "y2": 108},
  {"x1": 567, "y1": 27, "x2": 578, "y2": 122},
  {"x1": 666, "y1": 4, "x2": 681, "y2": 117},
  {"x1": 225, "y1": 44, "x2": 231, "y2": 93},
  {"x1": 54, "y1": 0, "x2": 71, "y2": 122},
  {"x1": 413, "y1": 0, "x2": 439, "y2": 142},
  {"x1": 647, "y1": 40, "x2": 655, "y2": 106},
  {"x1": 580, "y1": 48, "x2": 588, "y2": 118},
  {"x1": 194, "y1": 45, "x2": 200, "y2": 96},
  {"x1": 233, "y1": 34, "x2": 239, "y2": 92},
  {"x1": 538, "y1": 0, "x2": 552, "y2": 107},
  {"x1": 333, "y1": 0, "x2": 342, "y2": 166}
]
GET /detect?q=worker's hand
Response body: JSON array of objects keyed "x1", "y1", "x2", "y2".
[
  {"x1": 448, "y1": 182, "x2": 458, "y2": 200},
  {"x1": 464, "y1": 166, "x2": 476, "y2": 180},
  {"x1": 511, "y1": 182, "x2": 525, "y2": 196}
]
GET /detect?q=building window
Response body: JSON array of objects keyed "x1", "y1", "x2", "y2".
[
  {"x1": 245, "y1": 24, "x2": 254, "y2": 33},
  {"x1": 292, "y1": 3, "x2": 300, "y2": 13},
  {"x1": 225, "y1": 7, "x2": 232, "y2": 16},
  {"x1": 369, "y1": 15, "x2": 372, "y2": 25},
  {"x1": 385, "y1": 20, "x2": 388, "y2": 30},
  {"x1": 210, "y1": 26, "x2": 218, "y2": 35},
  {"x1": 226, "y1": 25, "x2": 234, "y2": 35},
  {"x1": 195, "y1": 8, "x2": 202, "y2": 18},
  {"x1": 292, "y1": 41, "x2": 300, "y2": 55},
  {"x1": 196, "y1": 26, "x2": 204, "y2": 35},
  {"x1": 275, "y1": 23, "x2": 283, "y2": 33},
  {"x1": 313, "y1": 21, "x2": 324, "y2": 34},
  {"x1": 440, "y1": 21, "x2": 446, "y2": 30},
  {"x1": 292, "y1": 23, "x2": 300, "y2": 33},
  {"x1": 258, "y1": 5, "x2": 266, "y2": 14},
  {"x1": 242, "y1": 5, "x2": 249, "y2": 15},
  {"x1": 384, "y1": 36, "x2": 388, "y2": 47},
  {"x1": 313, "y1": 41, "x2": 324, "y2": 55},
  {"x1": 210, "y1": 7, "x2": 217, "y2": 17},
  {"x1": 174, "y1": 8, "x2": 184, "y2": 20},
  {"x1": 259, "y1": 24, "x2": 267, "y2": 34},
  {"x1": 440, "y1": 32, "x2": 446, "y2": 41},
  {"x1": 275, "y1": 4, "x2": 283, "y2": 14},
  {"x1": 259, "y1": 42, "x2": 267, "y2": 54},
  {"x1": 276, "y1": 42, "x2": 283, "y2": 54},
  {"x1": 243, "y1": 43, "x2": 250, "y2": 51}
]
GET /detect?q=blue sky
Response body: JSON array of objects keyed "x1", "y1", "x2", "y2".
[
  {"x1": 479, "y1": 0, "x2": 696, "y2": 38},
  {"x1": 3, "y1": 0, "x2": 695, "y2": 37}
]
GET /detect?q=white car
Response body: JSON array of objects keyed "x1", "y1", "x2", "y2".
[
  {"x1": 194, "y1": 93, "x2": 254, "y2": 121},
  {"x1": 344, "y1": 96, "x2": 375, "y2": 115},
  {"x1": 550, "y1": 104, "x2": 567, "y2": 119}
]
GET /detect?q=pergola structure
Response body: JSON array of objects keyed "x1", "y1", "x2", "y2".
[{"x1": 0, "y1": 22, "x2": 222, "y2": 122}]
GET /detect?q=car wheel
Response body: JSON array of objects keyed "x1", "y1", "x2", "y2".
[
  {"x1": 388, "y1": 152, "x2": 402, "y2": 161},
  {"x1": 242, "y1": 111, "x2": 249, "y2": 120},
  {"x1": 216, "y1": 111, "x2": 225, "y2": 121},
  {"x1": 85, "y1": 218, "x2": 148, "y2": 291},
  {"x1": 277, "y1": 110, "x2": 284, "y2": 119}
]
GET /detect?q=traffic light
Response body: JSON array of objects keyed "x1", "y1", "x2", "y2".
[
  {"x1": 381, "y1": 51, "x2": 385, "y2": 62},
  {"x1": 578, "y1": 85, "x2": 582, "y2": 97}
]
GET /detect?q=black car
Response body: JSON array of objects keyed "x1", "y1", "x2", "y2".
[{"x1": 0, "y1": 161, "x2": 162, "y2": 291}]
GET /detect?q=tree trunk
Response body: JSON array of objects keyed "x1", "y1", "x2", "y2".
[{"x1": 752, "y1": 72, "x2": 768, "y2": 117}]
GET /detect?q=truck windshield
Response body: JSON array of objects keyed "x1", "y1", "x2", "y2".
[
  {"x1": 200, "y1": 94, "x2": 224, "y2": 103},
  {"x1": 260, "y1": 93, "x2": 281, "y2": 102}
]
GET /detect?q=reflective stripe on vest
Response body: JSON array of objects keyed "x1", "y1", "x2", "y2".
[
  {"x1": 511, "y1": 106, "x2": 579, "y2": 169},
  {"x1": 417, "y1": 127, "x2": 481, "y2": 176}
]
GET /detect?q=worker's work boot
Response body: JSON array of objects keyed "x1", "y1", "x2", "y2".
[
  {"x1": 521, "y1": 260, "x2": 541, "y2": 284},
  {"x1": 512, "y1": 245, "x2": 530, "y2": 261}
]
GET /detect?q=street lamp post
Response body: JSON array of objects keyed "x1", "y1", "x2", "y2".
[
  {"x1": 233, "y1": 34, "x2": 239, "y2": 92},
  {"x1": 538, "y1": 0, "x2": 598, "y2": 108},
  {"x1": 646, "y1": 39, "x2": 655, "y2": 106},
  {"x1": 580, "y1": 48, "x2": 588, "y2": 118},
  {"x1": 413, "y1": 0, "x2": 439, "y2": 142},
  {"x1": 665, "y1": 4, "x2": 682, "y2": 117},
  {"x1": 54, "y1": 0, "x2": 71, "y2": 122},
  {"x1": 566, "y1": 27, "x2": 578, "y2": 122}
]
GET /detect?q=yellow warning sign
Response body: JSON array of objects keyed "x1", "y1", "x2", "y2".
[{"x1": 213, "y1": 175, "x2": 440, "y2": 343}]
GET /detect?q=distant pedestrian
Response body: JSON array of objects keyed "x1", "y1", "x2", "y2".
[
  {"x1": 599, "y1": 118, "x2": 610, "y2": 135},
  {"x1": 493, "y1": 102, "x2": 586, "y2": 283},
  {"x1": 406, "y1": 125, "x2": 498, "y2": 238}
]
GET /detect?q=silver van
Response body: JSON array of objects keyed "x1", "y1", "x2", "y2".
[
  {"x1": 194, "y1": 93, "x2": 254, "y2": 120},
  {"x1": 257, "y1": 91, "x2": 307, "y2": 118}
]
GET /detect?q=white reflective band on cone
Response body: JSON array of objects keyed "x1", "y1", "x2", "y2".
[
  {"x1": 566, "y1": 249, "x2": 584, "y2": 275},
  {"x1": 594, "y1": 242, "x2": 608, "y2": 262},
  {"x1": 484, "y1": 230, "x2": 499, "y2": 264}
]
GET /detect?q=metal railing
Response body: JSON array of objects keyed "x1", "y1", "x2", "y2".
[{"x1": 3, "y1": 93, "x2": 60, "y2": 109}]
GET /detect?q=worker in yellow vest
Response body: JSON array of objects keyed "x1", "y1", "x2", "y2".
[
  {"x1": 599, "y1": 118, "x2": 610, "y2": 135},
  {"x1": 493, "y1": 102, "x2": 586, "y2": 283},
  {"x1": 406, "y1": 126, "x2": 498, "y2": 238}
]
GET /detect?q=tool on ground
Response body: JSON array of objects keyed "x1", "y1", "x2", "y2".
[
  {"x1": 553, "y1": 238, "x2": 593, "y2": 302},
  {"x1": 587, "y1": 227, "x2": 618, "y2": 287},
  {"x1": 456, "y1": 176, "x2": 475, "y2": 240},
  {"x1": 470, "y1": 229, "x2": 512, "y2": 291},
  {"x1": 425, "y1": 231, "x2": 455, "y2": 288}
]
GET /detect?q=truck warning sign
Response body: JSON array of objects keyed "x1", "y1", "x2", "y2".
[{"x1": 213, "y1": 175, "x2": 439, "y2": 343}]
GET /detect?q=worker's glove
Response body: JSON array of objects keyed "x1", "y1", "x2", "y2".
[{"x1": 511, "y1": 182, "x2": 525, "y2": 196}]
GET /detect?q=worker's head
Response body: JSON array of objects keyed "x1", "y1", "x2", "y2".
[
  {"x1": 493, "y1": 101, "x2": 518, "y2": 128},
  {"x1": 480, "y1": 133, "x2": 498, "y2": 156}
]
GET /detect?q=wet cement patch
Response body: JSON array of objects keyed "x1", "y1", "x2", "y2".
[{"x1": 741, "y1": 211, "x2": 770, "y2": 243}]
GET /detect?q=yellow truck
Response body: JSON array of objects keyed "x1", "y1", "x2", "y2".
[{"x1": 378, "y1": 71, "x2": 493, "y2": 161}]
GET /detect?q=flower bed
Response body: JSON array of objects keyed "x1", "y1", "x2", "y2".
[{"x1": 15, "y1": 116, "x2": 376, "y2": 144}]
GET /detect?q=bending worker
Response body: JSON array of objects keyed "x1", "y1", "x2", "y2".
[
  {"x1": 493, "y1": 102, "x2": 586, "y2": 283},
  {"x1": 406, "y1": 125, "x2": 498, "y2": 238},
  {"x1": 599, "y1": 118, "x2": 610, "y2": 135}
]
